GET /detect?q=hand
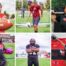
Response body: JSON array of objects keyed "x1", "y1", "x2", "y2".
[{"x1": 31, "y1": 47, "x2": 36, "y2": 51}]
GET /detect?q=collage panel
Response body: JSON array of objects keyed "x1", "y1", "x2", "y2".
[
  {"x1": 0, "y1": 34, "x2": 15, "y2": 66},
  {"x1": 16, "y1": 0, "x2": 50, "y2": 32},
  {"x1": 0, "y1": 0, "x2": 15, "y2": 33},
  {"x1": 51, "y1": 0, "x2": 66, "y2": 32},
  {"x1": 0, "y1": 0, "x2": 66, "y2": 66},
  {"x1": 51, "y1": 33, "x2": 66, "y2": 66},
  {"x1": 15, "y1": 33, "x2": 51, "y2": 66}
]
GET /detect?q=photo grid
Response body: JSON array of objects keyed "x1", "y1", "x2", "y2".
[{"x1": 0, "y1": 0, "x2": 66, "y2": 66}]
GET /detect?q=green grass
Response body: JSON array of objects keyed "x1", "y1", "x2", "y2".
[
  {"x1": 16, "y1": 26, "x2": 50, "y2": 32},
  {"x1": 16, "y1": 11, "x2": 50, "y2": 32},
  {"x1": 16, "y1": 11, "x2": 50, "y2": 23},
  {"x1": 16, "y1": 58, "x2": 50, "y2": 66},
  {"x1": 4, "y1": 43, "x2": 15, "y2": 66}
]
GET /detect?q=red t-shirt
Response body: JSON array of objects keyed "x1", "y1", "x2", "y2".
[
  {"x1": 0, "y1": 13, "x2": 6, "y2": 32},
  {"x1": 0, "y1": 13, "x2": 6, "y2": 18},
  {"x1": 30, "y1": 4, "x2": 41, "y2": 18}
]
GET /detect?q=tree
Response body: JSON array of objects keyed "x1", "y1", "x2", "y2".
[
  {"x1": 52, "y1": 0, "x2": 66, "y2": 10},
  {"x1": 45, "y1": 0, "x2": 50, "y2": 10}
]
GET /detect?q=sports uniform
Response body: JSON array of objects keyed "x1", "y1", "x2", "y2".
[{"x1": 26, "y1": 44, "x2": 40, "y2": 66}]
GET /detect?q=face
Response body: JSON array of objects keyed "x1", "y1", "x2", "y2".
[
  {"x1": 64, "y1": 7, "x2": 66, "y2": 13},
  {"x1": 30, "y1": 39, "x2": 36, "y2": 45}
]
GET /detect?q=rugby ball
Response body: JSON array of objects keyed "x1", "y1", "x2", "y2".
[{"x1": 0, "y1": 20, "x2": 13, "y2": 31}]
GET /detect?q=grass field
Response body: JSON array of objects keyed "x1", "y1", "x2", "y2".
[
  {"x1": 4, "y1": 43, "x2": 15, "y2": 66},
  {"x1": 16, "y1": 58, "x2": 50, "y2": 66},
  {"x1": 16, "y1": 11, "x2": 50, "y2": 32},
  {"x1": 16, "y1": 26, "x2": 50, "y2": 32},
  {"x1": 16, "y1": 11, "x2": 50, "y2": 23}
]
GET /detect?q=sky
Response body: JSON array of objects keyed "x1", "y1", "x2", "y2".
[
  {"x1": 0, "y1": 0, "x2": 15, "y2": 14},
  {"x1": 16, "y1": 33, "x2": 51, "y2": 52}
]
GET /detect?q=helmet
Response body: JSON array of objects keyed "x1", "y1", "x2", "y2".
[{"x1": 4, "y1": 48, "x2": 13, "y2": 54}]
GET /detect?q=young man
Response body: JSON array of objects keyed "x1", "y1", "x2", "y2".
[
  {"x1": 29, "y1": 1, "x2": 43, "y2": 32},
  {"x1": 0, "y1": 3, "x2": 13, "y2": 32},
  {"x1": 0, "y1": 38, "x2": 6, "y2": 66},
  {"x1": 26, "y1": 38, "x2": 40, "y2": 66}
]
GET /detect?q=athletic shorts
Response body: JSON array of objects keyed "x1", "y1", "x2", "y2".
[{"x1": 33, "y1": 17, "x2": 40, "y2": 26}]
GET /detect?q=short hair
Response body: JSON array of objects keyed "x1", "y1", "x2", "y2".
[{"x1": 30, "y1": 38, "x2": 36, "y2": 42}]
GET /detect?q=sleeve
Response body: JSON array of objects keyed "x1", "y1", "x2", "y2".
[
  {"x1": 36, "y1": 44, "x2": 40, "y2": 48},
  {"x1": 30, "y1": 6, "x2": 33, "y2": 12},
  {"x1": 26, "y1": 45, "x2": 30, "y2": 49}
]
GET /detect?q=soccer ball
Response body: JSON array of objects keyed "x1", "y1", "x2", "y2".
[{"x1": 27, "y1": 23, "x2": 31, "y2": 27}]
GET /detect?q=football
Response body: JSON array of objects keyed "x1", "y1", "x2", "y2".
[
  {"x1": 0, "y1": 20, "x2": 13, "y2": 31},
  {"x1": 4, "y1": 48, "x2": 13, "y2": 54}
]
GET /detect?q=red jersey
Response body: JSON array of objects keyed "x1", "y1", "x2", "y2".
[
  {"x1": 0, "y1": 13, "x2": 6, "y2": 18},
  {"x1": 30, "y1": 4, "x2": 41, "y2": 18},
  {"x1": 0, "y1": 13, "x2": 6, "y2": 32}
]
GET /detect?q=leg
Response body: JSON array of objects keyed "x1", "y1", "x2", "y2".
[
  {"x1": 34, "y1": 25, "x2": 38, "y2": 33},
  {"x1": 28, "y1": 58, "x2": 32, "y2": 66},
  {"x1": 33, "y1": 17, "x2": 40, "y2": 33},
  {"x1": 33, "y1": 58, "x2": 39, "y2": 66}
]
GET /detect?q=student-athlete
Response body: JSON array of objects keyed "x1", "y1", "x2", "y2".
[
  {"x1": 29, "y1": 1, "x2": 43, "y2": 32},
  {"x1": 26, "y1": 38, "x2": 40, "y2": 66},
  {"x1": 0, "y1": 38, "x2": 6, "y2": 66},
  {"x1": 0, "y1": 3, "x2": 13, "y2": 32}
]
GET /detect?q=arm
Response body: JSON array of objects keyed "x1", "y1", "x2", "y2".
[
  {"x1": 28, "y1": 5, "x2": 32, "y2": 17},
  {"x1": 32, "y1": 47, "x2": 39, "y2": 52},
  {"x1": 26, "y1": 48, "x2": 33, "y2": 53},
  {"x1": 31, "y1": 45, "x2": 40, "y2": 52},
  {"x1": 26, "y1": 45, "x2": 33, "y2": 53},
  {"x1": 39, "y1": 5, "x2": 43, "y2": 17}
]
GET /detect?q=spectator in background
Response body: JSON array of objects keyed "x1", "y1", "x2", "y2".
[{"x1": 21, "y1": 6, "x2": 26, "y2": 18}]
